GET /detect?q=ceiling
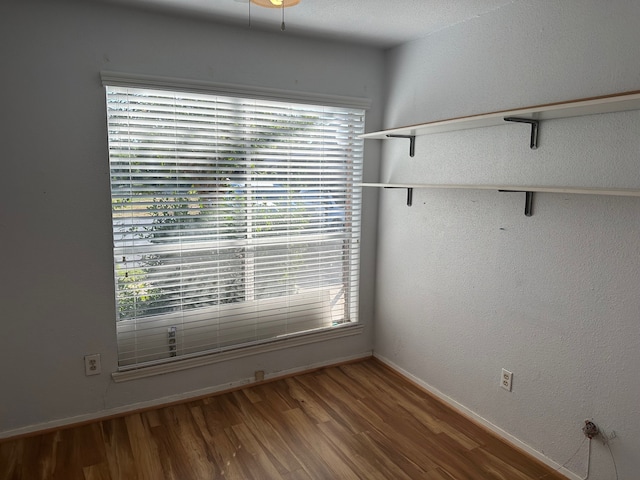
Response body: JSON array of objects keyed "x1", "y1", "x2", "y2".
[{"x1": 98, "y1": 0, "x2": 516, "y2": 48}]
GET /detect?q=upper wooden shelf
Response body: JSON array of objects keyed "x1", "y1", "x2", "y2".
[{"x1": 360, "y1": 90, "x2": 640, "y2": 140}]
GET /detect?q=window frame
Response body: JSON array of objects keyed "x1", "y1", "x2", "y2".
[{"x1": 102, "y1": 72, "x2": 370, "y2": 380}]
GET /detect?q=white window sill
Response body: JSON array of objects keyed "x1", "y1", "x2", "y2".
[{"x1": 111, "y1": 323, "x2": 363, "y2": 383}]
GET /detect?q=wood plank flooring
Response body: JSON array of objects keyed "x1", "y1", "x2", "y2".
[{"x1": 0, "y1": 358, "x2": 566, "y2": 480}]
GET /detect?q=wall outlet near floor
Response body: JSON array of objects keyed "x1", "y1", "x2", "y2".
[
  {"x1": 500, "y1": 368, "x2": 513, "y2": 391},
  {"x1": 84, "y1": 354, "x2": 101, "y2": 376}
]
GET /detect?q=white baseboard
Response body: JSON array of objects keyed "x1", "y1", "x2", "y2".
[
  {"x1": 373, "y1": 353, "x2": 581, "y2": 480},
  {"x1": 0, "y1": 351, "x2": 372, "y2": 441}
]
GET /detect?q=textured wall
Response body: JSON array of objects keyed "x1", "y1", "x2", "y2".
[
  {"x1": 376, "y1": 1, "x2": 640, "y2": 479},
  {"x1": 0, "y1": 0, "x2": 383, "y2": 434}
]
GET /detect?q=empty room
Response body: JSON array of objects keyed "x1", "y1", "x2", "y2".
[{"x1": 1, "y1": 0, "x2": 638, "y2": 478}]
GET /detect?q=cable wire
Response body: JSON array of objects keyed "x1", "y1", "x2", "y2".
[
  {"x1": 605, "y1": 441, "x2": 619, "y2": 480},
  {"x1": 537, "y1": 437, "x2": 588, "y2": 479}
]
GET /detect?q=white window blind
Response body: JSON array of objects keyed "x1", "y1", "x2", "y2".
[{"x1": 105, "y1": 85, "x2": 364, "y2": 370}]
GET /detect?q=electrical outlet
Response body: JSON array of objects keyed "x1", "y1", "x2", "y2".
[
  {"x1": 84, "y1": 354, "x2": 101, "y2": 376},
  {"x1": 500, "y1": 368, "x2": 513, "y2": 391}
]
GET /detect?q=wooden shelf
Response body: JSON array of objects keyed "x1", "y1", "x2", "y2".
[
  {"x1": 362, "y1": 183, "x2": 640, "y2": 215},
  {"x1": 361, "y1": 183, "x2": 640, "y2": 198},
  {"x1": 360, "y1": 90, "x2": 640, "y2": 140}
]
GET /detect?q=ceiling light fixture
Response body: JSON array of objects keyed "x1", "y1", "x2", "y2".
[
  {"x1": 251, "y1": 0, "x2": 300, "y2": 7},
  {"x1": 250, "y1": 0, "x2": 300, "y2": 31}
]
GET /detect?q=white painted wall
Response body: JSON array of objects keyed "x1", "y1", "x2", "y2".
[
  {"x1": 0, "y1": 0, "x2": 382, "y2": 435},
  {"x1": 377, "y1": 1, "x2": 640, "y2": 479},
  {"x1": 2, "y1": 0, "x2": 638, "y2": 477}
]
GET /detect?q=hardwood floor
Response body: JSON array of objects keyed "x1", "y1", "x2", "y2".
[{"x1": 0, "y1": 358, "x2": 566, "y2": 480}]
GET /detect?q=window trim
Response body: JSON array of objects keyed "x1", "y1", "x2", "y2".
[{"x1": 100, "y1": 71, "x2": 371, "y2": 110}]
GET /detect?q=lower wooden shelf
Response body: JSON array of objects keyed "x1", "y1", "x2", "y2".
[
  {"x1": 361, "y1": 182, "x2": 640, "y2": 216},
  {"x1": 361, "y1": 183, "x2": 640, "y2": 197}
]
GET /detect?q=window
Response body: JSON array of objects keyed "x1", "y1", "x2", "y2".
[{"x1": 105, "y1": 82, "x2": 364, "y2": 370}]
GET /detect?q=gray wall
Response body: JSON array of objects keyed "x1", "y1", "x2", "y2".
[
  {"x1": 376, "y1": 1, "x2": 640, "y2": 479},
  {"x1": 0, "y1": 0, "x2": 383, "y2": 435}
]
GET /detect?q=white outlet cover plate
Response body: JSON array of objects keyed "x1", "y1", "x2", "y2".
[
  {"x1": 501, "y1": 368, "x2": 513, "y2": 391},
  {"x1": 84, "y1": 354, "x2": 102, "y2": 376}
]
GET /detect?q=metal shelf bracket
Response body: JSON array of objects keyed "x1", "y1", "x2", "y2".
[
  {"x1": 504, "y1": 117, "x2": 540, "y2": 150},
  {"x1": 499, "y1": 190, "x2": 534, "y2": 216},
  {"x1": 386, "y1": 134, "x2": 416, "y2": 157},
  {"x1": 385, "y1": 186, "x2": 414, "y2": 206},
  {"x1": 524, "y1": 191, "x2": 533, "y2": 216}
]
